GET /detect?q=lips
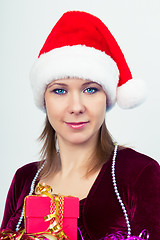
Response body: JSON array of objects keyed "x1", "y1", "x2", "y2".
[{"x1": 65, "y1": 121, "x2": 89, "y2": 129}]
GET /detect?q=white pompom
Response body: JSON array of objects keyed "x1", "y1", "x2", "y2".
[{"x1": 117, "y1": 78, "x2": 147, "y2": 109}]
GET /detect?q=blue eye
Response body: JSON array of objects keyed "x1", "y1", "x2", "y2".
[
  {"x1": 84, "y1": 87, "x2": 98, "y2": 94},
  {"x1": 53, "y1": 89, "x2": 66, "y2": 95}
]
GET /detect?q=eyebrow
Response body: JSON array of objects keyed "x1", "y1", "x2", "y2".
[
  {"x1": 47, "y1": 82, "x2": 68, "y2": 88},
  {"x1": 47, "y1": 81, "x2": 101, "y2": 88},
  {"x1": 82, "y1": 81, "x2": 101, "y2": 87}
]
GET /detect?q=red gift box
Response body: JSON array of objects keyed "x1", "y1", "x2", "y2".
[{"x1": 24, "y1": 194, "x2": 79, "y2": 239}]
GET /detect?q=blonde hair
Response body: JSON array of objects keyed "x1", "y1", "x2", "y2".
[{"x1": 38, "y1": 116, "x2": 115, "y2": 178}]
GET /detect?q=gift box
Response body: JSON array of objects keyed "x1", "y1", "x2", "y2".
[{"x1": 24, "y1": 194, "x2": 79, "y2": 240}]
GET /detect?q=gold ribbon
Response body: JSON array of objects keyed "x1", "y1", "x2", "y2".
[
  {"x1": 0, "y1": 183, "x2": 68, "y2": 240},
  {"x1": 35, "y1": 183, "x2": 68, "y2": 240}
]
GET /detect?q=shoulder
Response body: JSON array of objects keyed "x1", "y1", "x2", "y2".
[
  {"x1": 116, "y1": 148, "x2": 159, "y2": 183},
  {"x1": 15, "y1": 161, "x2": 39, "y2": 179},
  {"x1": 117, "y1": 147, "x2": 159, "y2": 168},
  {"x1": 13, "y1": 161, "x2": 40, "y2": 191}
]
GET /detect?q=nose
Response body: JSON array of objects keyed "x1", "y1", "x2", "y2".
[{"x1": 68, "y1": 92, "x2": 85, "y2": 115}]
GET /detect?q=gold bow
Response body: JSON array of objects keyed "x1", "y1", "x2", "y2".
[{"x1": 35, "y1": 183, "x2": 68, "y2": 240}]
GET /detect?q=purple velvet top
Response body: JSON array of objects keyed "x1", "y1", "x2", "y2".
[{"x1": 1, "y1": 148, "x2": 160, "y2": 239}]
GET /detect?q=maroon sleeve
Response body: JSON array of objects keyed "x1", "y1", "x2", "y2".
[
  {"x1": 131, "y1": 160, "x2": 160, "y2": 239},
  {"x1": 0, "y1": 173, "x2": 18, "y2": 231},
  {"x1": 0, "y1": 162, "x2": 38, "y2": 231}
]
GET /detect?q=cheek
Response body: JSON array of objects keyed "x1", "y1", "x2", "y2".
[
  {"x1": 96, "y1": 106, "x2": 106, "y2": 123},
  {"x1": 46, "y1": 110, "x2": 61, "y2": 132},
  {"x1": 45, "y1": 94, "x2": 60, "y2": 115},
  {"x1": 91, "y1": 97, "x2": 106, "y2": 122},
  {"x1": 45, "y1": 100, "x2": 59, "y2": 125},
  {"x1": 95, "y1": 95, "x2": 106, "y2": 111}
]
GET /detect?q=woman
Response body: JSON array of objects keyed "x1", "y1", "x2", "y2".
[{"x1": 1, "y1": 11, "x2": 160, "y2": 240}]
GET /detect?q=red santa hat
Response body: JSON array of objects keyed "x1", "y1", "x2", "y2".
[{"x1": 30, "y1": 11, "x2": 147, "y2": 111}]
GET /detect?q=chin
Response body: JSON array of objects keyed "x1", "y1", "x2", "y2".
[
  {"x1": 68, "y1": 138, "x2": 89, "y2": 145},
  {"x1": 67, "y1": 134, "x2": 96, "y2": 145}
]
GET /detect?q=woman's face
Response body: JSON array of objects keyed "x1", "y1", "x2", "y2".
[{"x1": 45, "y1": 78, "x2": 106, "y2": 146}]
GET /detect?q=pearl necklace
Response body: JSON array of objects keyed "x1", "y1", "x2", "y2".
[
  {"x1": 15, "y1": 162, "x2": 45, "y2": 231},
  {"x1": 15, "y1": 144, "x2": 131, "y2": 238},
  {"x1": 111, "y1": 143, "x2": 131, "y2": 238}
]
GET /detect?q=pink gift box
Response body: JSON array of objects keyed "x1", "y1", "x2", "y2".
[{"x1": 24, "y1": 195, "x2": 79, "y2": 239}]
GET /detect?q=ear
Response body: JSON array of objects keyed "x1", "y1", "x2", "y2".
[
  {"x1": 44, "y1": 98, "x2": 46, "y2": 108},
  {"x1": 43, "y1": 89, "x2": 47, "y2": 109}
]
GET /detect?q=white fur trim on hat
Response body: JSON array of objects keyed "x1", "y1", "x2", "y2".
[
  {"x1": 30, "y1": 45, "x2": 119, "y2": 111},
  {"x1": 117, "y1": 78, "x2": 147, "y2": 109}
]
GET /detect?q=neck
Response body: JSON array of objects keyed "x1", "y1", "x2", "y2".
[{"x1": 57, "y1": 136, "x2": 98, "y2": 177}]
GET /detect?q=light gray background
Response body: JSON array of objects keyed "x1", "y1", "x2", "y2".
[{"x1": 0, "y1": 0, "x2": 160, "y2": 223}]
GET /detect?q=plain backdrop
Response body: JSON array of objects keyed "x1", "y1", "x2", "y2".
[{"x1": 0, "y1": 0, "x2": 160, "y2": 223}]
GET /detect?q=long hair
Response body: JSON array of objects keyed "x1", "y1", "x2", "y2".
[{"x1": 38, "y1": 116, "x2": 115, "y2": 178}]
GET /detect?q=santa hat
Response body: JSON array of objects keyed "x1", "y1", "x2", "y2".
[{"x1": 30, "y1": 11, "x2": 147, "y2": 111}]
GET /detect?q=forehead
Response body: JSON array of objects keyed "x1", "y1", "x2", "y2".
[{"x1": 47, "y1": 78, "x2": 102, "y2": 87}]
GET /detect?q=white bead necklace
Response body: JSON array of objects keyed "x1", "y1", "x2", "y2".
[
  {"x1": 111, "y1": 143, "x2": 131, "y2": 237},
  {"x1": 15, "y1": 144, "x2": 132, "y2": 238},
  {"x1": 15, "y1": 162, "x2": 45, "y2": 231}
]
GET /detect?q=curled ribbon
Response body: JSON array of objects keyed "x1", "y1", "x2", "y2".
[
  {"x1": 0, "y1": 183, "x2": 68, "y2": 240},
  {"x1": 35, "y1": 183, "x2": 68, "y2": 240},
  {"x1": 0, "y1": 229, "x2": 58, "y2": 240},
  {"x1": 103, "y1": 230, "x2": 149, "y2": 240}
]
